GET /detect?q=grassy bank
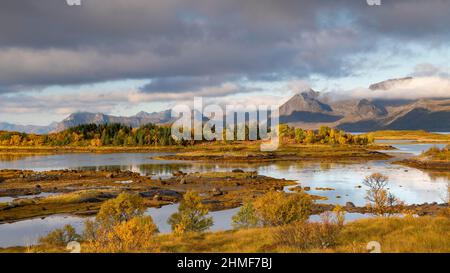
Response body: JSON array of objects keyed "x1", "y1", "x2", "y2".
[
  {"x1": 156, "y1": 143, "x2": 391, "y2": 162},
  {"x1": 395, "y1": 145, "x2": 450, "y2": 171},
  {"x1": 4, "y1": 216, "x2": 448, "y2": 253},
  {"x1": 154, "y1": 216, "x2": 450, "y2": 253},
  {"x1": 368, "y1": 130, "x2": 450, "y2": 143}
]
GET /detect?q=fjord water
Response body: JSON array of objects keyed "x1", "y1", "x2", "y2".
[{"x1": 0, "y1": 141, "x2": 448, "y2": 247}]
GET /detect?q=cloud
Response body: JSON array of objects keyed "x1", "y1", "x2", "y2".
[
  {"x1": 1, "y1": 0, "x2": 450, "y2": 92},
  {"x1": 339, "y1": 76, "x2": 450, "y2": 100},
  {"x1": 0, "y1": 81, "x2": 256, "y2": 117},
  {"x1": 411, "y1": 63, "x2": 450, "y2": 78}
]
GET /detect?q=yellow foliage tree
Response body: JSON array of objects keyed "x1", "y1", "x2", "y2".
[{"x1": 252, "y1": 191, "x2": 312, "y2": 227}]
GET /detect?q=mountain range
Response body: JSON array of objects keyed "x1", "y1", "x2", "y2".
[
  {"x1": 1, "y1": 77, "x2": 449, "y2": 134},
  {"x1": 279, "y1": 78, "x2": 450, "y2": 131}
]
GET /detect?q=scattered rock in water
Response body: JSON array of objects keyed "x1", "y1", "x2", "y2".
[
  {"x1": 336, "y1": 195, "x2": 341, "y2": 199},
  {"x1": 345, "y1": 202, "x2": 356, "y2": 208},
  {"x1": 232, "y1": 169, "x2": 244, "y2": 173},
  {"x1": 315, "y1": 187, "x2": 335, "y2": 191},
  {"x1": 289, "y1": 186, "x2": 303, "y2": 192},
  {"x1": 355, "y1": 185, "x2": 362, "y2": 188},
  {"x1": 303, "y1": 186, "x2": 311, "y2": 191}
]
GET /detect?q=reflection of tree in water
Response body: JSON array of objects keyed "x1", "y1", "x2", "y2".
[
  {"x1": 0, "y1": 153, "x2": 37, "y2": 162},
  {"x1": 423, "y1": 169, "x2": 450, "y2": 182},
  {"x1": 319, "y1": 162, "x2": 332, "y2": 171}
]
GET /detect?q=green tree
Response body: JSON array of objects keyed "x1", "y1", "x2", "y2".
[
  {"x1": 232, "y1": 202, "x2": 259, "y2": 229},
  {"x1": 38, "y1": 224, "x2": 80, "y2": 247},
  {"x1": 168, "y1": 191, "x2": 213, "y2": 234}
]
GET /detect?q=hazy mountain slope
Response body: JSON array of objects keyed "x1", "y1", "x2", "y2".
[
  {"x1": 54, "y1": 110, "x2": 175, "y2": 132},
  {"x1": 0, "y1": 122, "x2": 56, "y2": 134}
]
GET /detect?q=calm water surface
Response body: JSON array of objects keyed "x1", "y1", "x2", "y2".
[{"x1": 0, "y1": 141, "x2": 448, "y2": 247}]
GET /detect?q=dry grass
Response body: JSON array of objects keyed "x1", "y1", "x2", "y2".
[
  {"x1": 155, "y1": 216, "x2": 450, "y2": 253},
  {"x1": 369, "y1": 130, "x2": 450, "y2": 142}
]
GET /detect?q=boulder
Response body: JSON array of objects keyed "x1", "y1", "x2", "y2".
[
  {"x1": 345, "y1": 202, "x2": 356, "y2": 208},
  {"x1": 211, "y1": 188, "x2": 223, "y2": 196}
]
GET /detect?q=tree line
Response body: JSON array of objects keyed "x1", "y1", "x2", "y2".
[{"x1": 0, "y1": 123, "x2": 373, "y2": 146}]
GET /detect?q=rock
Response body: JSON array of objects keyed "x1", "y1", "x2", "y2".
[
  {"x1": 336, "y1": 195, "x2": 341, "y2": 199},
  {"x1": 345, "y1": 202, "x2": 356, "y2": 208},
  {"x1": 172, "y1": 171, "x2": 185, "y2": 177},
  {"x1": 212, "y1": 188, "x2": 223, "y2": 196},
  {"x1": 35, "y1": 184, "x2": 42, "y2": 190},
  {"x1": 289, "y1": 186, "x2": 303, "y2": 192},
  {"x1": 106, "y1": 173, "x2": 114, "y2": 178},
  {"x1": 232, "y1": 169, "x2": 244, "y2": 173},
  {"x1": 153, "y1": 194, "x2": 161, "y2": 201},
  {"x1": 303, "y1": 186, "x2": 311, "y2": 191},
  {"x1": 179, "y1": 178, "x2": 186, "y2": 184}
]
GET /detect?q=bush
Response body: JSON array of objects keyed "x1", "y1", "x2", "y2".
[
  {"x1": 96, "y1": 192, "x2": 145, "y2": 229},
  {"x1": 38, "y1": 225, "x2": 80, "y2": 247},
  {"x1": 168, "y1": 191, "x2": 213, "y2": 234},
  {"x1": 87, "y1": 216, "x2": 159, "y2": 252},
  {"x1": 232, "y1": 202, "x2": 259, "y2": 229},
  {"x1": 252, "y1": 191, "x2": 312, "y2": 227},
  {"x1": 273, "y1": 209, "x2": 344, "y2": 251}
]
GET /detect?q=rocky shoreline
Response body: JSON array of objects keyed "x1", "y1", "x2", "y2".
[{"x1": 0, "y1": 169, "x2": 296, "y2": 223}]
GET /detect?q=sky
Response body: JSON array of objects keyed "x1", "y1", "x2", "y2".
[{"x1": 1, "y1": 0, "x2": 450, "y2": 126}]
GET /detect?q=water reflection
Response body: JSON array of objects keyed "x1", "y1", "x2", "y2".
[
  {"x1": 0, "y1": 192, "x2": 58, "y2": 204},
  {"x1": 0, "y1": 206, "x2": 241, "y2": 248},
  {"x1": 0, "y1": 142, "x2": 449, "y2": 248},
  {"x1": 0, "y1": 215, "x2": 89, "y2": 248}
]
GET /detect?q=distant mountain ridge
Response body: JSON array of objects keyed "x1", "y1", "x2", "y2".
[
  {"x1": 279, "y1": 78, "x2": 450, "y2": 131},
  {"x1": 0, "y1": 110, "x2": 175, "y2": 134},
  {"x1": 1, "y1": 77, "x2": 450, "y2": 133}
]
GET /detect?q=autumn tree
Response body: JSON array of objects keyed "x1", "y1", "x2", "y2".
[
  {"x1": 231, "y1": 202, "x2": 259, "y2": 229},
  {"x1": 168, "y1": 191, "x2": 213, "y2": 234},
  {"x1": 249, "y1": 190, "x2": 313, "y2": 227},
  {"x1": 363, "y1": 173, "x2": 403, "y2": 216}
]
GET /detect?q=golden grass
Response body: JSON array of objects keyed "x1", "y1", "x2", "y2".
[
  {"x1": 369, "y1": 130, "x2": 450, "y2": 142},
  {"x1": 155, "y1": 216, "x2": 450, "y2": 253}
]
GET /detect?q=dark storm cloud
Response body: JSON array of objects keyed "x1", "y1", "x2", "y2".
[{"x1": 0, "y1": 0, "x2": 450, "y2": 92}]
